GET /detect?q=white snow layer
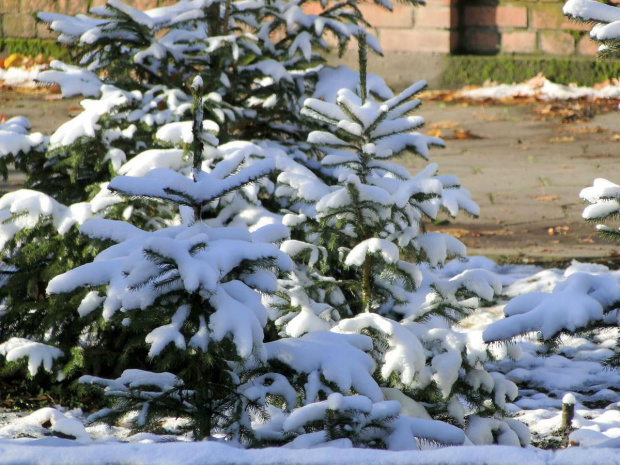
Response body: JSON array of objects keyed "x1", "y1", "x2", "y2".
[
  {"x1": 460, "y1": 77, "x2": 620, "y2": 101},
  {"x1": 0, "y1": 66, "x2": 45, "y2": 87},
  {"x1": 0, "y1": 439, "x2": 618, "y2": 464},
  {"x1": 0, "y1": 117, "x2": 45, "y2": 158}
]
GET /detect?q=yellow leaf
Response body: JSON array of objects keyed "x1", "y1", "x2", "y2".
[{"x1": 4, "y1": 53, "x2": 26, "y2": 69}]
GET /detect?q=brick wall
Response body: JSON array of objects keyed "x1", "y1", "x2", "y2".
[
  {"x1": 351, "y1": 0, "x2": 606, "y2": 56},
  {"x1": 460, "y1": 1, "x2": 597, "y2": 56},
  {"x1": 0, "y1": 0, "x2": 610, "y2": 57}
]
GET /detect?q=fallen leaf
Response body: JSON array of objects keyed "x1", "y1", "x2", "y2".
[
  {"x1": 550, "y1": 136, "x2": 576, "y2": 143},
  {"x1": 453, "y1": 129, "x2": 484, "y2": 140},
  {"x1": 0, "y1": 113, "x2": 6, "y2": 124},
  {"x1": 436, "y1": 228, "x2": 471, "y2": 238},
  {"x1": 536, "y1": 195, "x2": 559, "y2": 202},
  {"x1": 428, "y1": 121, "x2": 460, "y2": 130},
  {"x1": 562, "y1": 126, "x2": 606, "y2": 134},
  {"x1": 425, "y1": 129, "x2": 442, "y2": 137},
  {"x1": 67, "y1": 106, "x2": 82, "y2": 116},
  {"x1": 4, "y1": 53, "x2": 27, "y2": 69},
  {"x1": 480, "y1": 229, "x2": 513, "y2": 236},
  {"x1": 612, "y1": 134, "x2": 620, "y2": 141}
]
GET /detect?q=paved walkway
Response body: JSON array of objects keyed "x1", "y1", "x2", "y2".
[{"x1": 418, "y1": 99, "x2": 620, "y2": 261}]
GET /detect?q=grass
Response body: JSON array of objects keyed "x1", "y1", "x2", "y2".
[
  {"x1": 0, "y1": 38, "x2": 71, "y2": 61},
  {"x1": 441, "y1": 55, "x2": 620, "y2": 88}
]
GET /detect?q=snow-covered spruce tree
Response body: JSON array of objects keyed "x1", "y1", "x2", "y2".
[
  {"x1": 30, "y1": 78, "x2": 294, "y2": 440},
  {"x1": 269, "y1": 37, "x2": 528, "y2": 446},
  {"x1": 564, "y1": 0, "x2": 620, "y2": 58}
]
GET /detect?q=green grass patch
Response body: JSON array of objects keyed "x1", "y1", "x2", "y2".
[
  {"x1": 0, "y1": 38, "x2": 71, "y2": 61},
  {"x1": 441, "y1": 55, "x2": 620, "y2": 87}
]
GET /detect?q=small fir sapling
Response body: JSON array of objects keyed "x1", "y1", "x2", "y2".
[
  {"x1": 271, "y1": 34, "x2": 527, "y2": 446},
  {"x1": 0, "y1": 83, "x2": 189, "y2": 387},
  {"x1": 0, "y1": 0, "x2": 423, "y2": 383},
  {"x1": 251, "y1": 330, "x2": 468, "y2": 449},
  {"x1": 40, "y1": 77, "x2": 294, "y2": 440},
  {"x1": 36, "y1": 0, "x2": 410, "y2": 145}
]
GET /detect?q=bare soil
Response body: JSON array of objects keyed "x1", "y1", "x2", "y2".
[{"x1": 1, "y1": 91, "x2": 619, "y2": 262}]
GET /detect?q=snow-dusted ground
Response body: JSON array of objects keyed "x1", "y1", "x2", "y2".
[
  {"x1": 2, "y1": 257, "x2": 620, "y2": 462},
  {"x1": 0, "y1": 66, "x2": 45, "y2": 88},
  {"x1": 454, "y1": 258, "x2": 620, "y2": 449},
  {"x1": 2, "y1": 440, "x2": 620, "y2": 465},
  {"x1": 459, "y1": 76, "x2": 620, "y2": 101}
]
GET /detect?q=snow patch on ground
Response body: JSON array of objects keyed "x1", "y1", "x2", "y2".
[
  {"x1": 0, "y1": 66, "x2": 45, "y2": 87},
  {"x1": 459, "y1": 75, "x2": 620, "y2": 101}
]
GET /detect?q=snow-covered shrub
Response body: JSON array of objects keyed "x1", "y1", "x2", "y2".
[
  {"x1": 265, "y1": 39, "x2": 526, "y2": 446},
  {"x1": 564, "y1": 0, "x2": 620, "y2": 58},
  {"x1": 34, "y1": 80, "x2": 298, "y2": 440},
  {"x1": 0, "y1": 86, "x2": 188, "y2": 384}
]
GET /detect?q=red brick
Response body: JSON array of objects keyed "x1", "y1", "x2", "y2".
[
  {"x1": 18, "y1": 0, "x2": 54, "y2": 13},
  {"x1": 577, "y1": 35, "x2": 599, "y2": 56},
  {"x1": 414, "y1": 6, "x2": 457, "y2": 29},
  {"x1": 464, "y1": 5, "x2": 527, "y2": 28},
  {"x1": 463, "y1": 29, "x2": 500, "y2": 54},
  {"x1": 379, "y1": 28, "x2": 453, "y2": 53},
  {"x1": 532, "y1": 9, "x2": 590, "y2": 31},
  {"x1": 425, "y1": 0, "x2": 457, "y2": 5},
  {"x1": 3, "y1": 13, "x2": 36, "y2": 38},
  {"x1": 540, "y1": 31, "x2": 574, "y2": 55},
  {"x1": 502, "y1": 31, "x2": 536, "y2": 53},
  {"x1": 302, "y1": 2, "x2": 324, "y2": 16},
  {"x1": 533, "y1": 10, "x2": 560, "y2": 29},
  {"x1": 128, "y1": 0, "x2": 159, "y2": 10},
  {"x1": 358, "y1": 3, "x2": 414, "y2": 28},
  {"x1": 36, "y1": 22, "x2": 57, "y2": 39},
  {"x1": 57, "y1": 0, "x2": 89, "y2": 14},
  {"x1": 496, "y1": 5, "x2": 528, "y2": 27}
]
